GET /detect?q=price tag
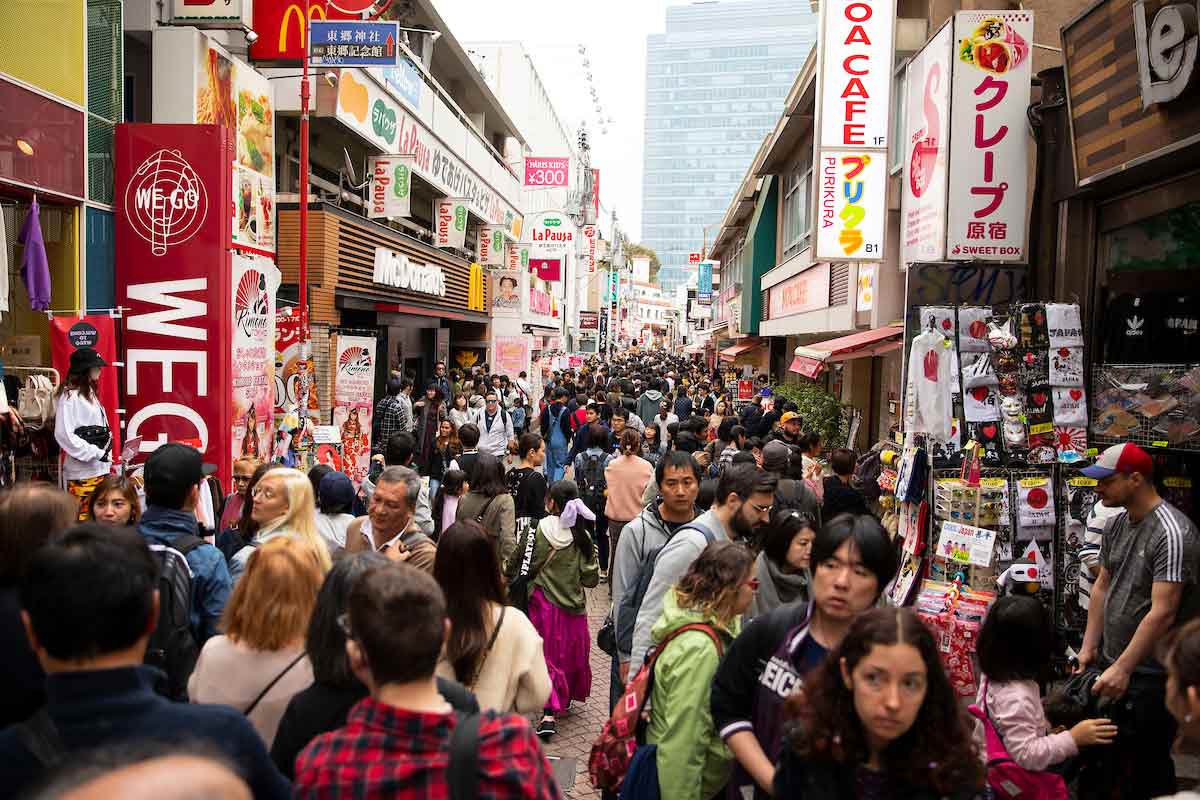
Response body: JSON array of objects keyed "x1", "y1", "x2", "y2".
[
  {"x1": 1019, "y1": 476, "x2": 1048, "y2": 488},
  {"x1": 1164, "y1": 477, "x2": 1193, "y2": 489},
  {"x1": 1068, "y1": 477, "x2": 1099, "y2": 487},
  {"x1": 1029, "y1": 422, "x2": 1054, "y2": 435},
  {"x1": 895, "y1": 431, "x2": 904, "y2": 444},
  {"x1": 1152, "y1": 440, "x2": 1169, "y2": 448},
  {"x1": 1085, "y1": 447, "x2": 1098, "y2": 457}
]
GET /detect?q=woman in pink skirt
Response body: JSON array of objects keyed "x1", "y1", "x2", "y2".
[{"x1": 525, "y1": 479, "x2": 600, "y2": 738}]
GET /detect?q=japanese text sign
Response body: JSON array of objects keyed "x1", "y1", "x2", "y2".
[
  {"x1": 900, "y1": 20, "x2": 953, "y2": 266},
  {"x1": 582, "y1": 224, "x2": 598, "y2": 274},
  {"x1": 523, "y1": 156, "x2": 570, "y2": 187},
  {"x1": 814, "y1": 0, "x2": 895, "y2": 262},
  {"x1": 936, "y1": 520, "x2": 997, "y2": 566},
  {"x1": 946, "y1": 11, "x2": 1033, "y2": 262},
  {"x1": 309, "y1": 21, "x2": 399, "y2": 68},
  {"x1": 367, "y1": 155, "x2": 412, "y2": 219}
]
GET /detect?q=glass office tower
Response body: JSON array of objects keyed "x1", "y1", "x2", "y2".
[{"x1": 642, "y1": 0, "x2": 816, "y2": 294}]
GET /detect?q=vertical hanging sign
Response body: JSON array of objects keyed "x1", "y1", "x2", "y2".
[
  {"x1": 900, "y1": 21, "x2": 953, "y2": 267},
  {"x1": 582, "y1": 224, "x2": 598, "y2": 274},
  {"x1": 813, "y1": 0, "x2": 896, "y2": 262},
  {"x1": 477, "y1": 225, "x2": 506, "y2": 266},
  {"x1": 230, "y1": 253, "x2": 280, "y2": 464},
  {"x1": 367, "y1": 155, "x2": 413, "y2": 219},
  {"x1": 332, "y1": 333, "x2": 376, "y2": 488},
  {"x1": 435, "y1": 197, "x2": 468, "y2": 249}
]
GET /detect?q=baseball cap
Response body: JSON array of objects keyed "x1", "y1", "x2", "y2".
[
  {"x1": 1080, "y1": 443, "x2": 1154, "y2": 479},
  {"x1": 780, "y1": 411, "x2": 802, "y2": 425},
  {"x1": 144, "y1": 442, "x2": 217, "y2": 496},
  {"x1": 762, "y1": 440, "x2": 794, "y2": 473},
  {"x1": 319, "y1": 471, "x2": 355, "y2": 511}
]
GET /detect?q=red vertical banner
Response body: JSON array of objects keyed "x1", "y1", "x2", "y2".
[
  {"x1": 592, "y1": 169, "x2": 600, "y2": 220},
  {"x1": 115, "y1": 123, "x2": 234, "y2": 484},
  {"x1": 49, "y1": 315, "x2": 121, "y2": 460}
]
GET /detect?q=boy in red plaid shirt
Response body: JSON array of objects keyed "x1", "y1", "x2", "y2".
[{"x1": 294, "y1": 563, "x2": 561, "y2": 800}]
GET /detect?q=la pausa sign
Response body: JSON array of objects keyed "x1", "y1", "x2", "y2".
[
  {"x1": 373, "y1": 247, "x2": 447, "y2": 297},
  {"x1": 525, "y1": 211, "x2": 575, "y2": 256}
]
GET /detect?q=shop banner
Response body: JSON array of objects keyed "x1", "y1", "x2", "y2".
[
  {"x1": 523, "y1": 210, "x2": 575, "y2": 258},
  {"x1": 582, "y1": 224, "x2": 598, "y2": 274},
  {"x1": 506, "y1": 241, "x2": 530, "y2": 271},
  {"x1": 813, "y1": 0, "x2": 894, "y2": 262},
  {"x1": 274, "y1": 306, "x2": 320, "y2": 417},
  {"x1": 598, "y1": 307, "x2": 609, "y2": 353},
  {"x1": 248, "y1": 0, "x2": 356, "y2": 62},
  {"x1": 592, "y1": 169, "x2": 600, "y2": 220},
  {"x1": 49, "y1": 315, "x2": 121, "y2": 460},
  {"x1": 367, "y1": 155, "x2": 413, "y2": 219},
  {"x1": 579, "y1": 310, "x2": 599, "y2": 330},
  {"x1": 901, "y1": 20, "x2": 953, "y2": 267},
  {"x1": 768, "y1": 264, "x2": 831, "y2": 318},
  {"x1": 856, "y1": 263, "x2": 875, "y2": 311},
  {"x1": 231, "y1": 254, "x2": 280, "y2": 464},
  {"x1": 698, "y1": 259, "x2": 714, "y2": 304},
  {"x1": 946, "y1": 11, "x2": 1033, "y2": 262},
  {"x1": 477, "y1": 225, "x2": 505, "y2": 266},
  {"x1": 493, "y1": 335, "x2": 532, "y2": 378},
  {"x1": 492, "y1": 270, "x2": 521, "y2": 314},
  {"x1": 737, "y1": 379, "x2": 754, "y2": 401},
  {"x1": 115, "y1": 123, "x2": 233, "y2": 480},
  {"x1": 435, "y1": 197, "x2": 468, "y2": 249},
  {"x1": 523, "y1": 156, "x2": 570, "y2": 187},
  {"x1": 332, "y1": 334, "x2": 375, "y2": 487},
  {"x1": 530, "y1": 258, "x2": 562, "y2": 282}
]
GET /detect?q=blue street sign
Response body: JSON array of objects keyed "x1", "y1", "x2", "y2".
[{"x1": 310, "y1": 21, "x2": 400, "y2": 68}]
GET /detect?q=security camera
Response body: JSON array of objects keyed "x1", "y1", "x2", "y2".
[
  {"x1": 323, "y1": 71, "x2": 338, "y2": 88},
  {"x1": 244, "y1": 28, "x2": 259, "y2": 44}
]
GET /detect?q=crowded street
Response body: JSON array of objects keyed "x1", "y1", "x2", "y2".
[{"x1": 1, "y1": 0, "x2": 1199, "y2": 797}]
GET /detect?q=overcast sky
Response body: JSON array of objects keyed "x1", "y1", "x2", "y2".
[{"x1": 433, "y1": 0, "x2": 697, "y2": 242}]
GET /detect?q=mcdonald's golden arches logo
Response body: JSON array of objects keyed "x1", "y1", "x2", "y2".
[{"x1": 468, "y1": 263, "x2": 486, "y2": 312}]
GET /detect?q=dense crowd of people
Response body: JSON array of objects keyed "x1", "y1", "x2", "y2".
[{"x1": 0, "y1": 351, "x2": 1196, "y2": 799}]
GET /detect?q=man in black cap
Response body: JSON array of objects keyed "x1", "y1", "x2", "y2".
[{"x1": 137, "y1": 443, "x2": 232, "y2": 643}]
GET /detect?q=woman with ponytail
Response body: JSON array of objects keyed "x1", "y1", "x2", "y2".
[
  {"x1": 526, "y1": 479, "x2": 600, "y2": 739},
  {"x1": 603, "y1": 428, "x2": 655, "y2": 576}
]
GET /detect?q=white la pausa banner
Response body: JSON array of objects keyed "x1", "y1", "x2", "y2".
[
  {"x1": 477, "y1": 225, "x2": 506, "y2": 266},
  {"x1": 367, "y1": 155, "x2": 413, "y2": 220},
  {"x1": 900, "y1": 21, "x2": 953, "y2": 266},
  {"x1": 435, "y1": 198, "x2": 468, "y2": 249},
  {"x1": 945, "y1": 11, "x2": 1033, "y2": 262}
]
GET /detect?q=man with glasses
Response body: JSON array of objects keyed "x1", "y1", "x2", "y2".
[
  {"x1": 474, "y1": 391, "x2": 515, "y2": 458},
  {"x1": 629, "y1": 464, "x2": 777, "y2": 674},
  {"x1": 431, "y1": 361, "x2": 451, "y2": 403}
]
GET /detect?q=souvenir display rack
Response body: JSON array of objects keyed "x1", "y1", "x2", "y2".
[{"x1": 1091, "y1": 363, "x2": 1200, "y2": 453}]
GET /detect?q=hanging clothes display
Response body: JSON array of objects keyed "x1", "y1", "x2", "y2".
[
  {"x1": 907, "y1": 329, "x2": 954, "y2": 442},
  {"x1": 0, "y1": 205, "x2": 10, "y2": 320},
  {"x1": 17, "y1": 197, "x2": 50, "y2": 311}
]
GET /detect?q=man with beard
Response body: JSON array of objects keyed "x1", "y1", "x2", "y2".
[
  {"x1": 629, "y1": 464, "x2": 776, "y2": 674},
  {"x1": 765, "y1": 411, "x2": 803, "y2": 448}
]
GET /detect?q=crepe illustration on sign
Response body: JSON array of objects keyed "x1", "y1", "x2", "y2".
[{"x1": 958, "y1": 17, "x2": 1029, "y2": 74}]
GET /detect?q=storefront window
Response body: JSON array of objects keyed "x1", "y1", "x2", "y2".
[
  {"x1": 781, "y1": 168, "x2": 810, "y2": 259},
  {"x1": 1102, "y1": 200, "x2": 1200, "y2": 272}
]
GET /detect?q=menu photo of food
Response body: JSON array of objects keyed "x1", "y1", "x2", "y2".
[
  {"x1": 958, "y1": 16, "x2": 1029, "y2": 75},
  {"x1": 196, "y1": 40, "x2": 237, "y2": 131},
  {"x1": 236, "y1": 69, "x2": 274, "y2": 179}
]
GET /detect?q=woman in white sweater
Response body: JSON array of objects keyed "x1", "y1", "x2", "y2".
[
  {"x1": 53, "y1": 347, "x2": 113, "y2": 519},
  {"x1": 434, "y1": 520, "x2": 551, "y2": 713}
]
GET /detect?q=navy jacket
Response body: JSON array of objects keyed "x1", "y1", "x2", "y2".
[
  {"x1": 0, "y1": 666, "x2": 289, "y2": 799},
  {"x1": 138, "y1": 507, "x2": 232, "y2": 642}
]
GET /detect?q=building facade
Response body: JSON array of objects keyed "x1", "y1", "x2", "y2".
[{"x1": 641, "y1": 0, "x2": 816, "y2": 295}]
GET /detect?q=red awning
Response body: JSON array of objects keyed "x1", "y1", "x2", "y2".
[
  {"x1": 788, "y1": 325, "x2": 904, "y2": 376},
  {"x1": 718, "y1": 339, "x2": 763, "y2": 361}
]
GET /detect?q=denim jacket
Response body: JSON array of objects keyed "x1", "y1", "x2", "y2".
[{"x1": 138, "y1": 507, "x2": 232, "y2": 643}]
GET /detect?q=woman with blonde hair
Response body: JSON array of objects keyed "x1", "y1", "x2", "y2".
[
  {"x1": 230, "y1": 467, "x2": 332, "y2": 581},
  {"x1": 189, "y1": 537, "x2": 323, "y2": 747}
]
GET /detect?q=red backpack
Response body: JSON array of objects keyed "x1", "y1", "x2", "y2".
[{"x1": 588, "y1": 622, "x2": 724, "y2": 792}]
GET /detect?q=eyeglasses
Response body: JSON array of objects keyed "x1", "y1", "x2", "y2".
[
  {"x1": 232, "y1": 474, "x2": 253, "y2": 484},
  {"x1": 747, "y1": 500, "x2": 774, "y2": 515},
  {"x1": 251, "y1": 486, "x2": 277, "y2": 500}
]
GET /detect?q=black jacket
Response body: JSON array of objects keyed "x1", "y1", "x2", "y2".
[
  {"x1": 774, "y1": 747, "x2": 985, "y2": 800},
  {"x1": 0, "y1": 586, "x2": 44, "y2": 728},
  {"x1": 822, "y1": 476, "x2": 868, "y2": 519},
  {"x1": 271, "y1": 678, "x2": 478, "y2": 779}
]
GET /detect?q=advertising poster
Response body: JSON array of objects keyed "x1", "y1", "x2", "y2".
[
  {"x1": 116, "y1": 123, "x2": 233, "y2": 479},
  {"x1": 856, "y1": 263, "x2": 876, "y2": 311},
  {"x1": 523, "y1": 156, "x2": 570, "y2": 187},
  {"x1": 492, "y1": 270, "x2": 521, "y2": 313},
  {"x1": 367, "y1": 155, "x2": 412, "y2": 219},
  {"x1": 815, "y1": 150, "x2": 887, "y2": 261},
  {"x1": 332, "y1": 334, "x2": 376, "y2": 487},
  {"x1": 231, "y1": 254, "x2": 280, "y2": 463},
  {"x1": 901, "y1": 20, "x2": 953, "y2": 266},
  {"x1": 493, "y1": 335, "x2": 531, "y2": 379},
  {"x1": 477, "y1": 225, "x2": 505, "y2": 266},
  {"x1": 582, "y1": 224, "x2": 598, "y2": 274},
  {"x1": 49, "y1": 315, "x2": 121, "y2": 460},
  {"x1": 435, "y1": 197, "x2": 468, "y2": 249},
  {"x1": 274, "y1": 306, "x2": 320, "y2": 418},
  {"x1": 698, "y1": 260, "x2": 714, "y2": 304},
  {"x1": 946, "y1": 11, "x2": 1033, "y2": 261},
  {"x1": 524, "y1": 210, "x2": 575, "y2": 259}
]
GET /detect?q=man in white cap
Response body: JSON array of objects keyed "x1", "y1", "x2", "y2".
[{"x1": 1077, "y1": 442, "x2": 1200, "y2": 797}]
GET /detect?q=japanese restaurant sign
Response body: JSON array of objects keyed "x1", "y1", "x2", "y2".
[
  {"x1": 768, "y1": 264, "x2": 831, "y2": 319},
  {"x1": 367, "y1": 154, "x2": 412, "y2": 219},
  {"x1": 900, "y1": 20, "x2": 953, "y2": 266},
  {"x1": 813, "y1": 0, "x2": 895, "y2": 262},
  {"x1": 945, "y1": 11, "x2": 1033, "y2": 262},
  {"x1": 435, "y1": 198, "x2": 468, "y2": 249}
]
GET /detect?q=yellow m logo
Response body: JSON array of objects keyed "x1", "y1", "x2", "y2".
[
  {"x1": 279, "y1": 3, "x2": 328, "y2": 53},
  {"x1": 468, "y1": 263, "x2": 486, "y2": 311}
]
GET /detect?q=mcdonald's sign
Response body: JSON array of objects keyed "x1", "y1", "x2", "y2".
[
  {"x1": 467, "y1": 262, "x2": 487, "y2": 312},
  {"x1": 248, "y1": 0, "x2": 357, "y2": 62}
]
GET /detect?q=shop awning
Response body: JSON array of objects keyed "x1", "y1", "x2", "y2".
[
  {"x1": 719, "y1": 339, "x2": 763, "y2": 361},
  {"x1": 788, "y1": 325, "x2": 904, "y2": 377},
  {"x1": 684, "y1": 341, "x2": 707, "y2": 354}
]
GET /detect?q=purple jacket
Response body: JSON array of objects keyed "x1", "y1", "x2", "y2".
[{"x1": 17, "y1": 198, "x2": 50, "y2": 311}]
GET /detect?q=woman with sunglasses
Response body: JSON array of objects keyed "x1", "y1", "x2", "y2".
[
  {"x1": 637, "y1": 541, "x2": 757, "y2": 800},
  {"x1": 747, "y1": 509, "x2": 817, "y2": 620}
]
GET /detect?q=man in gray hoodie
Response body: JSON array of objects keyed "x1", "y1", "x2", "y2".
[
  {"x1": 628, "y1": 464, "x2": 777, "y2": 674},
  {"x1": 636, "y1": 378, "x2": 666, "y2": 428},
  {"x1": 610, "y1": 451, "x2": 702, "y2": 705}
]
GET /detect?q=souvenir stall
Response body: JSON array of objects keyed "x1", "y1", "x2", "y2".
[{"x1": 889, "y1": 302, "x2": 1096, "y2": 694}]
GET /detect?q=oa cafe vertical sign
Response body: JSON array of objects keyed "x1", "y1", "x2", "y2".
[{"x1": 813, "y1": 0, "x2": 895, "y2": 262}]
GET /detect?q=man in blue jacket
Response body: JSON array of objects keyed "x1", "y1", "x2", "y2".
[{"x1": 137, "y1": 443, "x2": 232, "y2": 642}]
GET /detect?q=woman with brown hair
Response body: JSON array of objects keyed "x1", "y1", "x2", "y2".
[
  {"x1": 220, "y1": 455, "x2": 260, "y2": 533},
  {"x1": 53, "y1": 347, "x2": 113, "y2": 519},
  {"x1": 774, "y1": 607, "x2": 985, "y2": 799},
  {"x1": 636, "y1": 541, "x2": 756, "y2": 800},
  {"x1": 433, "y1": 520, "x2": 550, "y2": 713},
  {"x1": 88, "y1": 474, "x2": 141, "y2": 527},
  {"x1": 189, "y1": 537, "x2": 323, "y2": 747},
  {"x1": 0, "y1": 484, "x2": 78, "y2": 727}
]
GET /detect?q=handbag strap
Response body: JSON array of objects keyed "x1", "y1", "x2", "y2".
[
  {"x1": 244, "y1": 652, "x2": 306, "y2": 716},
  {"x1": 468, "y1": 606, "x2": 507, "y2": 689},
  {"x1": 448, "y1": 711, "x2": 481, "y2": 800}
]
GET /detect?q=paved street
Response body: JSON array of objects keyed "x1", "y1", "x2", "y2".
[{"x1": 542, "y1": 585, "x2": 611, "y2": 799}]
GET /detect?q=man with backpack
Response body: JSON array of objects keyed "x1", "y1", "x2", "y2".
[
  {"x1": 474, "y1": 391, "x2": 515, "y2": 458},
  {"x1": 610, "y1": 451, "x2": 702, "y2": 704},
  {"x1": 539, "y1": 389, "x2": 573, "y2": 483},
  {"x1": 574, "y1": 423, "x2": 613, "y2": 580},
  {"x1": 293, "y1": 561, "x2": 559, "y2": 800},
  {"x1": 0, "y1": 524, "x2": 289, "y2": 798},
  {"x1": 629, "y1": 465, "x2": 777, "y2": 675},
  {"x1": 137, "y1": 443, "x2": 231, "y2": 694},
  {"x1": 761, "y1": 441, "x2": 820, "y2": 523}
]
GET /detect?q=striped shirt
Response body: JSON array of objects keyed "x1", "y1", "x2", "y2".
[
  {"x1": 1078, "y1": 502, "x2": 1124, "y2": 609},
  {"x1": 1099, "y1": 500, "x2": 1200, "y2": 672}
]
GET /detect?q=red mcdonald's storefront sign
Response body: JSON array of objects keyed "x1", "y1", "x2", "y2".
[
  {"x1": 115, "y1": 123, "x2": 234, "y2": 483},
  {"x1": 248, "y1": 0, "x2": 357, "y2": 62}
]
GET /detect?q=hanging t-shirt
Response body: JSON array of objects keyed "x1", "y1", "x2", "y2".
[
  {"x1": 1160, "y1": 294, "x2": 1199, "y2": 363},
  {"x1": 1104, "y1": 293, "x2": 1158, "y2": 363},
  {"x1": 1046, "y1": 303, "x2": 1084, "y2": 348},
  {"x1": 1017, "y1": 348, "x2": 1049, "y2": 386},
  {"x1": 961, "y1": 351, "x2": 998, "y2": 389},
  {"x1": 963, "y1": 385, "x2": 1001, "y2": 422},
  {"x1": 906, "y1": 329, "x2": 954, "y2": 442},
  {"x1": 1017, "y1": 303, "x2": 1050, "y2": 349},
  {"x1": 967, "y1": 421, "x2": 1005, "y2": 466},
  {"x1": 1054, "y1": 425, "x2": 1088, "y2": 463},
  {"x1": 1052, "y1": 386, "x2": 1087, "y2": 426},
  {"x1": 1017, "y1": 476, "x2": 1056, "y2": 528},
  {"x1": 958, "y1": 306, "x2": 992, "y2": 353},
  {"x1": 1049, "y1": 347, "x2": 1084, "y2": 387}
]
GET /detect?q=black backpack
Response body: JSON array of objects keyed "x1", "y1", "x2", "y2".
[
  {"x1": 853, "y1": 447, "x2": 887, "y2": 503},
  {"x1": 614, "y1": 520, "x2": 715, "y2": 656},
  {"x1": 144, "y1": 534, "x2": 204, "y2": 700},
  {"x1": 577, "y1": 452, "x2": 608, "y2": 514}
]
